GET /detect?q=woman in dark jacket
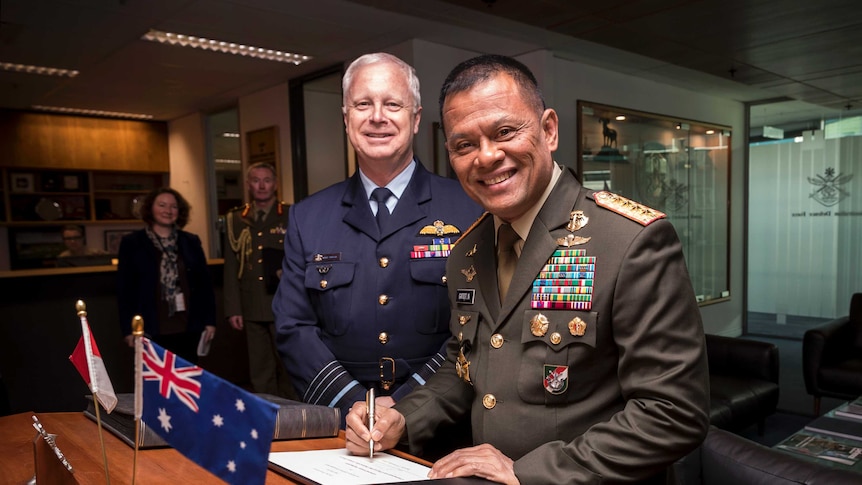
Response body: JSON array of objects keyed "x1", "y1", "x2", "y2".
[{"x1": 117, "y1": 187, "x2": 216, "y2": 363}]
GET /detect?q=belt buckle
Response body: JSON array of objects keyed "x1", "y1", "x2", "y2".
[{"x1": 379, "y1": 357, "x2": 395, "y2": 391}]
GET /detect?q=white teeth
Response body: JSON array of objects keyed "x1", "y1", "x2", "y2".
[{"x1": 485, "y1": 172, "x2": 512, "y2": 185}]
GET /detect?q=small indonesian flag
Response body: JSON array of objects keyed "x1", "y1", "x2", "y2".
[{"x1": 70, "y1": 319, "x2": 118, "y2": 413}]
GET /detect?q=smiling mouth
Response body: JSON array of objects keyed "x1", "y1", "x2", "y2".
[{"x1": 483, "y1": 170, "x2": 514, "y2": 186}]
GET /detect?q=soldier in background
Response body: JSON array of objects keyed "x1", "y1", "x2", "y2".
[{"x1": 224, "y1": 162, "x2": 296, "y2": 398}]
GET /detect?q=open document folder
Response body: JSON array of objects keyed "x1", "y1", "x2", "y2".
[{"x1": 268, "y1": 448, "x2": 492, "y2": 485}]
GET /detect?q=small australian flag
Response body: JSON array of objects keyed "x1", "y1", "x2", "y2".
[{"x1": 141, "y1": 338, "x2": 278, "y2": 485}]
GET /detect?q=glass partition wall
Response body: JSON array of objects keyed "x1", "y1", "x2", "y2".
[
  {"x1": 746, "y1": 100, "x2": 862, "y2": 338},
  {"x1": 578, "y1": 101, "x2": 731, "y2": 305}
]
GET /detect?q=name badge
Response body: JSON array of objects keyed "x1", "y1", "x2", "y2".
[{"x1": 456, "y1": 289, "x2": 476, "y2": 305}]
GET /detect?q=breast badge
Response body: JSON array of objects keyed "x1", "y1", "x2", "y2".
[
  {"x1": 543, "y1": 365, "x2": 569, "y2": 395},
  {"x1": 419, "y1": 220, "x2": 461, "y2": 237},
  {"x1": 461, "y1": 265, "x2": 477, "y2": 283}
]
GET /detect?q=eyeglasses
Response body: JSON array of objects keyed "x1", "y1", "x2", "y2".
[{"x1": 347, "y1": 101, "x2": 412, "y2": 114}]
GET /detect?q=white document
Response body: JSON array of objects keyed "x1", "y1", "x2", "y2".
[{"x1": 269, "y1": 448, "x2": 431, "y2": 485}]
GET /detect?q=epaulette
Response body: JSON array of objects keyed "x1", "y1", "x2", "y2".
[
  {"x1": 227, "y1": 202, "x2": 250, "y2": 215},
  {"x1": 452, "y1": 212, "x2": 490, "y2": 247},
  {"x1": 592, "y1": 191, "x2": 665, "y2": 226}
]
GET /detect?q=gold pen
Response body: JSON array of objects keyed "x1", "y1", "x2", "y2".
[{"x1": 366, "y1": 387, "x2": 375, "y2": 459}]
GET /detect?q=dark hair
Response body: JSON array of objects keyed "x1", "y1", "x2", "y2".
[
  {"x1": 438, "y1": 54, "x2": 545, "y2": 126},
  {"x1": 61, "y1": 224, "x2": 84, "y2": 236},
  {"x1": 140, "y1": 187, "x2": 191, "y2": 228}
]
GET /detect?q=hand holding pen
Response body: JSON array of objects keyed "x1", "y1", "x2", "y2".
[{"x1": 366, "y1": 387, "x2": 376, "y2": 459}]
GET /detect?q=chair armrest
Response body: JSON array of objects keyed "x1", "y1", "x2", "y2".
[
  {"x1": 802, "y1": 316, "x2": 851, "y2": 394},
  {"x1": 705, "y1": 334, "x2": 779, "y2": 384}
]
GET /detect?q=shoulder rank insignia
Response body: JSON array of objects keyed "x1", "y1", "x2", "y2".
[
  {"x1": 420, "y1": 220, "x2": 461, "y2": 237},
  {"x1": 593, "y1": 191, "x2": 666, "y2": 226}
]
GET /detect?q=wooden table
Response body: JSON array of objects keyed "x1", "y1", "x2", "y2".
[{"x1": 0, "y1": 411, "x2": 358, "y2": 484}]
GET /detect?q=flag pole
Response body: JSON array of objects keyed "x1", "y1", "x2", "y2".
[
  {"x1": 132, "y1": 315, "x2": 144, "y2": 485},
  {"x1": 76, "y1": 300, "x2": 111, "y2": 485}
]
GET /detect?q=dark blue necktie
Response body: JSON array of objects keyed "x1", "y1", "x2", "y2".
[{"x1": 371, "y1": 187, "x2": 393, "y2": 232}]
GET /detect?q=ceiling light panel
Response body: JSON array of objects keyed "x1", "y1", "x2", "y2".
[
  {"x1": 141, "y1": 30, "x2": 312, "y2": 65},
  {"x1": 1, "y1": 62, "x2": 79, "y2": 78}
]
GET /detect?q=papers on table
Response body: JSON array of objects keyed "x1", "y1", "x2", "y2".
[{"x1": 268, "y1": 448, "x2": 431, "y2": 485}]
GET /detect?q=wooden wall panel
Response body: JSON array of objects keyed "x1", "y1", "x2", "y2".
[{"x1": 0, "y1": 110, "x2": 169, "y2": 172}]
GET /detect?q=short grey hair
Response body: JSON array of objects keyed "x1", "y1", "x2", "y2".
[{"x1": 342, "y1": 52, "x2": 421, "y2": 113}]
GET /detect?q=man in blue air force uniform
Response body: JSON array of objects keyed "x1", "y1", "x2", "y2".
[{"x1": 272, "y1": 52, "x2": 483, "y2": 421}]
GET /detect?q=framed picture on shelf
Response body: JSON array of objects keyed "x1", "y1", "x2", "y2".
[
  {"x1": 104, "y1": 230, "x2": 133, "y2": 254},
  {"x1": 11, "y1": 173, "x2": 34, "y2": 193}
]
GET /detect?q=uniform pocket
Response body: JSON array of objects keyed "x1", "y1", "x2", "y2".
[
  {"x1": 304, "y1": 261, "x2": 355, "y2": 335},
  {"x1": 516, "y1": 310, "x2": 598, "y2": 404}
]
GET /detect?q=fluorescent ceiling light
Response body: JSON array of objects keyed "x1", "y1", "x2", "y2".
[
  {"x1": 1, "y1": 62, "x2": 79, "y2": 78},
  {"x1": 222, "y1": 132, "x2": 240, "y2": 138},
  {"x1": 142, "y1": 29, "x2": 312, "y2": 65},
  {"x1": 32, "y1": 105, "x2": 153, "y2": 120}
]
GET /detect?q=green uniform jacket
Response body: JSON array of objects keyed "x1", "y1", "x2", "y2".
[
  {"x1": 224, "y1": 202, "x2": 289, "y2": 322},
  {"x1": 395, "y1": 167, "x2": 710, "y2": 484}
]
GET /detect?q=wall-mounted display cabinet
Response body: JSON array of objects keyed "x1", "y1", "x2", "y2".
[{"x1": 2, "y1": 168, "x2": 166, "y2": 224}]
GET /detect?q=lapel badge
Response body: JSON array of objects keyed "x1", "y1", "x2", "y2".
[
  {"x1": 530, "y1": 313, "x2": 549, "y2": 337},
  {"x1": 461, "y1": 265, "x2": 477, "y2": 283},
  {"x1": 317, "y1": 265, "x2": 331, "y2": 274},
  {"x1": 466, "y1": 244, "x2": 478, "y2": 257},
  {"x1": 556, "y1": 233, "x2": 591, "y2": 247},
  {"x1": 568, "y1": 317, "x2": 587, "y2": 336},
  {"x1": 566, "y1": 211, "x2": 589, "y2": 232},
  {"x1": 420, "y1": 220, "x2": 461, "y2": 237},
  {"x1": 543, "y1": 365, "x2": 569, "y2": 395},
  {"x1": 456, "y1": 348, "x2": 472, "y2": 384}
]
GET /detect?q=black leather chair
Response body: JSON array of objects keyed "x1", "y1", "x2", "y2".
[
  {"x1": 705, "y1": 334, "x2": 779, "y2": 434},
  {"x1": 803, "y1": 292, "x2": 862, "y2": 415},
  {"x1": 675, "y1": 426, "x2": 862, "y2": 485}
]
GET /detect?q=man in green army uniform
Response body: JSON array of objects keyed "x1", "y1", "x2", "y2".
[{"x1": 224, "y1": 161, "x2": 296, "y2": 398}]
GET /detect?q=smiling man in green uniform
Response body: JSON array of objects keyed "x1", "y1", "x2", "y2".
[{"x1": 345, "y1": 55, "x2": 710, "y2": 484}]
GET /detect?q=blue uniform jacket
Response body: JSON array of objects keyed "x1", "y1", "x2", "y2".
[
  {"x1": 117, "y1": 228, "x2": 216, "y2": 338},
  {"x1": 273, "y1": 161, "x2": 483, "y2": 416}
]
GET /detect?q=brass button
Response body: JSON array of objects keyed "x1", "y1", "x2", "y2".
[
  {"x1": 459, "y1": 315, "x2": 471, "y2": 325},
  {"x1": 379, "y1": 257, "x2": 390, "y2": 268},
  {"x1": 441, "y1": 275, "x2": 447, "y2": 284},
  {"x1": 257, "y1": 258, "x2": 263, "y2": 264},
  {"x1": 378, "y1": 294, "x2": 390, "y2": 305},
  {"x1": 257, "y1": 231, "x2": 263, "y2": 237},
  {"x1": 378, "y1": 332, "x2": 389, "y2": 344},
  {"x1": 257, "y1": 245, "x2": 263, "y2": 250},
  {"x1": 490, "y1": 334, "x2": 504, "y2": 349},
  {"x1": 550, "y1": 332, "x2": 562, "y2": 345},
  {"x1": 258, "y1": 276, "x2": 264, "y2": 281},
  {"x1": 482, "y1": 394, "x2": 496, "y2": 409},
  {"x1": 458, "y1": 331, "x2": 463, "y2": 341},
  {"x1": 320, "y1": 280, "x2": 328, "y2": 289},
  {"x1": 530, "y1": 313, "x2": 549, "y2": 337}
]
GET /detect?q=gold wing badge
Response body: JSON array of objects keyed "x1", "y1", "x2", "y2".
[{"x1": 419, "y1": 220, "x2": 461, "y2": 237}]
